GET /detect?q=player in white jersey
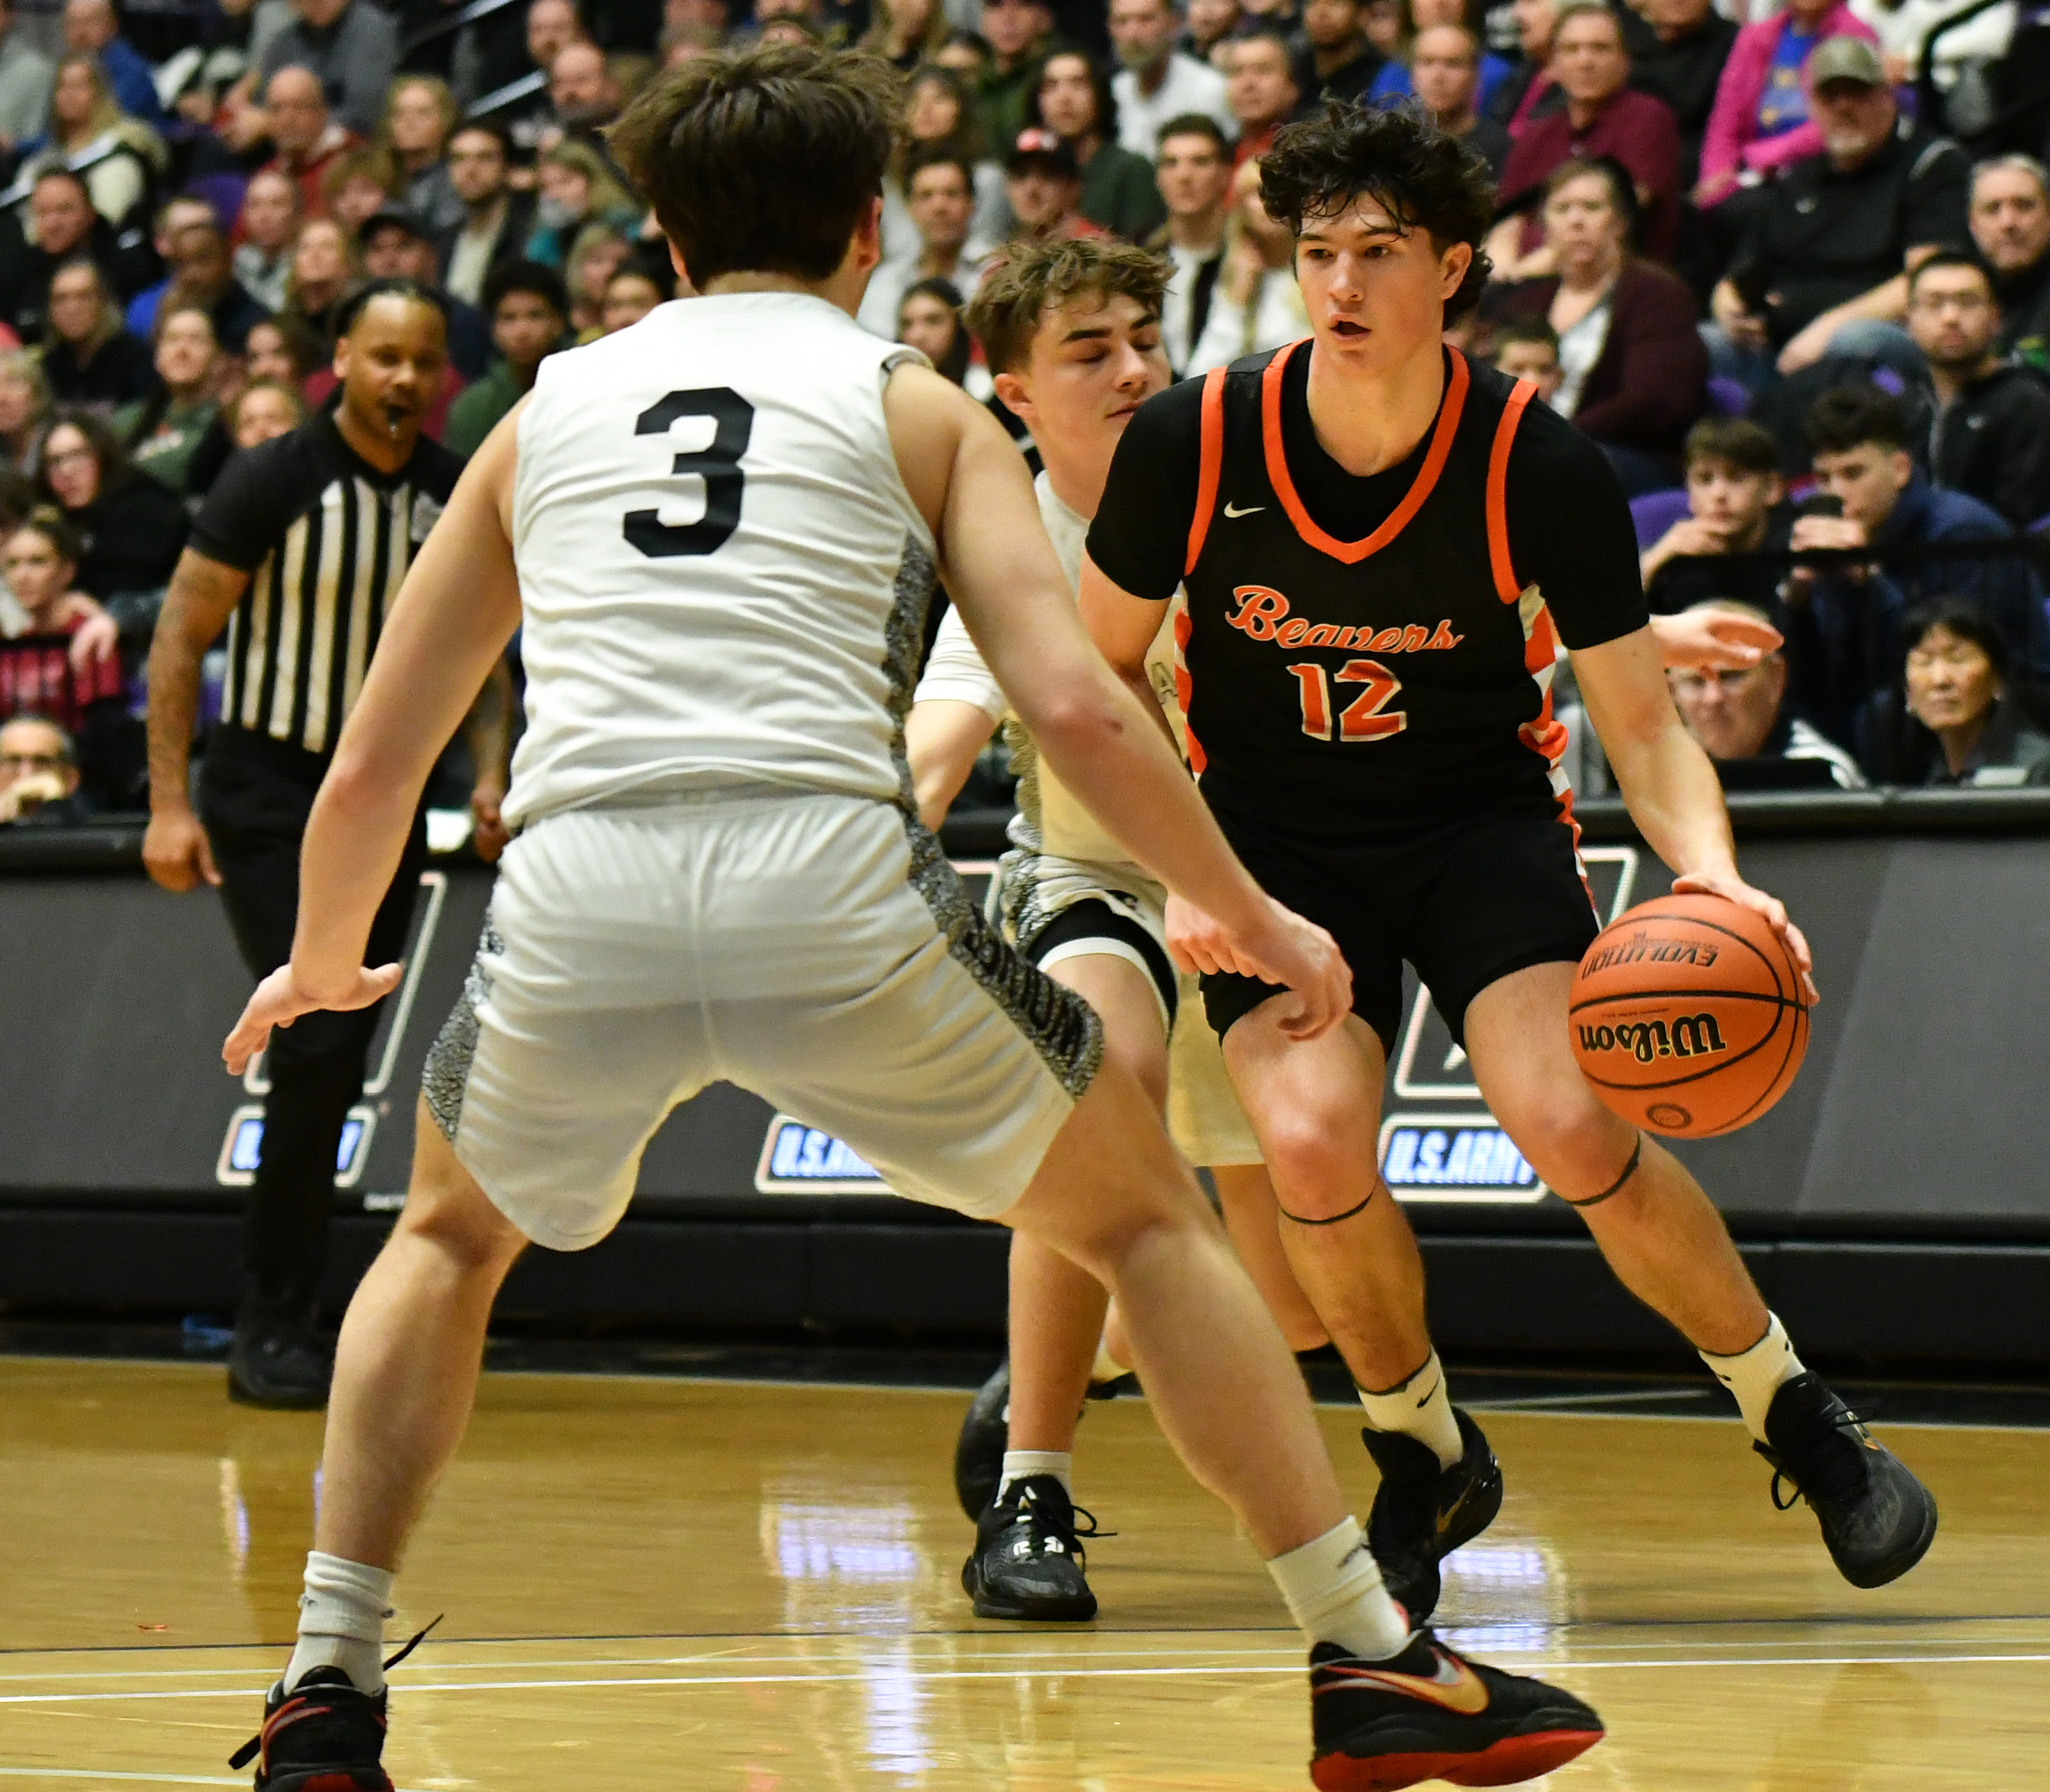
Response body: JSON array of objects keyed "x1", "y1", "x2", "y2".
[
  {"x1": 217, "y1": 49, "x2": 1606, "y2": 1792},
  {"x1": 903, "y1": 239, "x2": 1329, "y2": 1623}
]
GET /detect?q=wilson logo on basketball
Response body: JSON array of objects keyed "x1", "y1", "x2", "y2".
[
  {"x1": 1226, "y1": 585, "x2": 1464, "y2": 653},
  {"x1": 1583, "y1": 932, "x2": 1721, "y2": 974},
  {"x1": 1576, "y1": 1014, "x2": 1729, "y2": 1064}
]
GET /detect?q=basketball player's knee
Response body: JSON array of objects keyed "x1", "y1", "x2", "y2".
[
  {"x1": 1260, "y1": 1108, "x2": 1373, "y2": 1218},
  {"x1": 1508, "y1": 1092, "x2": 1634, "y2": 1201}
]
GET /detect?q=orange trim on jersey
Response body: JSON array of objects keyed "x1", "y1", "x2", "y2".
[
  {"x1": 1184, "y1": 368, "x2": 1228, "y2": 576},
  {"x1": 1174, "y1": 602, "x2": 1205, "y2": 773},
  {"x1": 1486, "y1": 377, "x2": 1538, "y2": 603},
  {"x1": 1260, "y1": 341, "x2": 1470, "y2": 565}
]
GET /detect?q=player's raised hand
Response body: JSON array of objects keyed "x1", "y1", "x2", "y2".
[
  {"x1": 1671, "y1": 870, "x2": 1819, "y2": 1006},
  {"x1": 1650, "y1": 607, "x2": 1783, "y2": 672},
  {"x1": 1166, "y1": 893, "x2": 1352, "y2": 1039},
  {"x1": 224, "y1": 961, "x2": 404, "y2": 1075}
]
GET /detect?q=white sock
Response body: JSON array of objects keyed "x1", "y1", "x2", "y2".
[
  {"x1": 1089, "y1": 1336, "x2": 1125, "y2": 1384},
  {"x1": 1267, "y1": 1517, "x2": 1411, "y2": 1660},
  {"x1": 1701, "y1": 1312, "x2": 1806, "y2": 1443},
  {"x1": 284, "y1": 1552, "x2": 393, "y2": 1696},
  {"x1": 1359, "y1": 1351, "x2": 1463, "y2": 1470},
  {"x1": 998, "y1": 1449, "x2": 1072, "y2": 1498}
]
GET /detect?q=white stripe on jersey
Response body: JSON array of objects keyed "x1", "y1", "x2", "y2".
[{"x1": 504, "y1": 292, "x2": 937, "y2": 829}]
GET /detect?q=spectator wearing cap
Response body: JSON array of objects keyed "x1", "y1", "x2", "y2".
[
  {"x1": 1903, "y1": 251, "x2": 2050, "y2": 530},
  {"x1": 441, "y1": 260, "x2": 568, "y2": 457},
  {"x1": 1695, "y1": 0, "x2": 1876, "y2": 206},
  {"x1": 255, "y1": 67, "x2": 361, "y2": 221},
  {"x1": 1969, "y1": 155, "x2": 2050, "y2": 371},
  {"x1": 359, "y1": 206, "x2": 491, "y2": 379},
  {"x1": 1030, "y1": 49, "x2": 1166, "y2": 242},
  {"x1": 1226, "y1": 29, "x2": 1299, "y2": 168},
  {"x1": 0, "y1": 715, "x2": 87, "y2": 825},
  {"x1": 1618, "y1": 0, "x2": 1735, "y2": 187},
  {"x1": 977, "y1": 0, "x2": 1054, "y2": 158},
  {"x1": 1668, "y1": 599, "x2": 1868, "y2": 789},
  {"x1": 858, "y1": 146, "x2": 996, "y2": 338},
  {"x1": 1409, "y1": 25, "x2": 1511, "y2": 178},
  {"x1": 1492, "y1": 3, "x2": 1682, "y2": 269},
  {"x1": 0, "y1": 0, "x2": 54, "y2": 155},
  {"x1": 1785, "y1": 383, "x2": 2049, "y2": 766},
  {"x1": 1004, "y1": 127, "x2": 1106, "y2": 242},
  {"x1": 1707, "y1": 38, "x2": 1968, "y2": 401},
  {"x1": 254, "y1": 0, "x2": 400, "y2": 141},
  {"x1": 61, "y1": 0, "x2": 163, "y2": 128},
  {"x1": 1108, "y1": 0, "x2": 1235, "y2": 157},
  {"x1": 432, "y1": 123, "x2": 538, "y2": 309}
]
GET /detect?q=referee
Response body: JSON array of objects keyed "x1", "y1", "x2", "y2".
[{"x1": 144, "y1": 280, "x2": 464, "y2": 1408}]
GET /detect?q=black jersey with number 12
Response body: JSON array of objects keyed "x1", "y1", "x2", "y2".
[{"x1": 1086, "y1": 344, "x2": 1648, "y2": 839}]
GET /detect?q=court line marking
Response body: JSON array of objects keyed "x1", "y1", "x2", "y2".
[
  {"x1": 0, "y1": 1775, "x2": 432, "y2": 1791},
  {"x1": 6, "y1": 1651, "x2": 2050, "y2": 1706},
  {"x1": 1464, "y1": 1388, "x2": 1712, "y2": 1409},
  {"x1": 10, "y1": 1629, "x2": 2050, "y2": 1685}
]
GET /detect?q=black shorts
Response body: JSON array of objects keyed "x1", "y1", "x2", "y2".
[
  {"x1": 1024, "y1": 897, "x2": 1180, "y2": 1028},
  {"x1": 1201, "y1": 808, "x2": 1599, "y2": 1055}
]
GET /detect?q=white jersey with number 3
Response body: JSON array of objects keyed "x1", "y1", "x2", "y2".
[{"x1": 502, "y1": 292, "x2": 935, "y2": 831}]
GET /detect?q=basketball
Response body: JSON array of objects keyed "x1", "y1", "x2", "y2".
[{"x1": 1570, "y1": 893, "x2": 1810, "y2": 1139}]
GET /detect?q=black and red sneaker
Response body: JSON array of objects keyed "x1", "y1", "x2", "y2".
[
  {"x1": 1309, "y1": 1632, "x2": 1604, "y2": 1791},
  {"x1": 229, "y1": 1668, "x2": 391, "y2": 1791}
]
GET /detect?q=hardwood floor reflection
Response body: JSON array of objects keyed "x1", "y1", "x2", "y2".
[{"x1": 1, "y1": 1358, "x2": 2044, "y2": 1789}]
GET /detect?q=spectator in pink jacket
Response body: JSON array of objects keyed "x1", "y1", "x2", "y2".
[{"x1": 1696, "y1": 0, "x2": 1878, "y2": 205}]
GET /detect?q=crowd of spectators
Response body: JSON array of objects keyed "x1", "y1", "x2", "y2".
[{"x1": 3, "y1": 0, "x2": 2050, "y2": 825}]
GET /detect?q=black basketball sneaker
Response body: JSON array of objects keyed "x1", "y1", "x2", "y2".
[
  {"x1": 230, "y1": 1668, "x2": 393, "y2": 1791},
  {"x1": 1359, "y1": 1408, "x2": 1503, "y2": 1623},
  {"x1": 1309, "y1": 1632, "x2": 1604, "y2": 1789},
  {"x1": 1756, "y1": 1372, "x2": 1938, "y2": 1587},
  {"x1": 961, "y1": 1473, "x2": 1104, "y2": 1621},
  {"x1": 953, "y1": 1358, "x2": 1010, "y2": 1521}
]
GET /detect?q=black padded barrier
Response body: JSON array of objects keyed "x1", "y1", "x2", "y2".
[{"x1": 2, "y1": 791, "x2": 2047, "y2": 1359}]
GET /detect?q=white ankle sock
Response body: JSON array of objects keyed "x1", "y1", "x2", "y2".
[
  {"x1": 1268, "y1": 1517, "x2": 1412, "y2": 1660},
  {"x1": 284, "y1": 1553, "x2": 393, "y2": 1696},
  {"x1": 998, "y1": 1449, "x2": 1072, "y2": 1498},
  {"x1": 1701, "y1": 1312, "x2": 1806, "y2": 1443},
  {"x1": 1358, "y1": 1351, "x2": 1462, "y2": 1470}
]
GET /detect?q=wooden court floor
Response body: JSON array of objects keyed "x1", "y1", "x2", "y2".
[{"x1": 2, "y1": 1357, "x2": 2046, "y2": 1790}]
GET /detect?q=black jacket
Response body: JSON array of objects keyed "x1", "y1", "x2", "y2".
[
  {"x1": 43, "y1": 329, "x2": 159, "y2": 411},
  {"x1": 1914, "y1": 363, "x2": 2050, "y2": 530},
  {"x1": 429, "y1": 191, "x2": 538, "y2": 304},
  {"x1": 68, "y1": 471, "x2": 190, "y2": 596}
]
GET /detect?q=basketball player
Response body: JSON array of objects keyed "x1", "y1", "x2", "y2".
[
  {"x1": 217, "y1": 50, "x2": 1603, "y2": 1792},
  {"x1": 1079, "y1": 100, "x2": 1936, "y2": 1626},
  {"x1": 905, "y1": 235, "x2": 1314, "y2": 1620},
  {"x1": 914, "y1": 242, "x2": 1803, "y2": 1626}
]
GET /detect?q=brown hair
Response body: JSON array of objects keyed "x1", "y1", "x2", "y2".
[
  {"x1": 608, "y1": 44, "x2": 902, "y2": 285},
  {"x1": 1684, "y1": 416, "x2": 1778, "y2": 477},
  {"x1": 10, "y1": 502, "x2": 81, "y2": 567},
  {"x1": 966, "y1": 235, "x2": 1168, "y2": 375}
]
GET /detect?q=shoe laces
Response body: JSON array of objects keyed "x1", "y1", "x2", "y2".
[
  {"x1": 1002, "y1": 1480, "x2": 1116, "y2": 1545},
  {"x1": 1765, "y1": 1409, "x2": 1872, "y2": 1511},
  {"x1": 228, "y1": 1616, "x2": 441, "y2": 1770}
]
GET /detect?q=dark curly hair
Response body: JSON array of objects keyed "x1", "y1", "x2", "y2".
[{"x1": 1258, "y1": 102, "x2": 1496, "y2": 324}]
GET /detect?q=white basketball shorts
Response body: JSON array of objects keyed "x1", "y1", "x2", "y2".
[{"x1": 421, "y1": 792, "x2": 1103, "y2": 1249}]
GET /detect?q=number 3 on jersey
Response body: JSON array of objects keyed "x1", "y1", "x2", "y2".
[
  {"x1": 1288, "y1": 659, "x2": 1407, "y2": 741},
  {"x1": 625, "y1": 388, "x2": 755, "y2": 558}
]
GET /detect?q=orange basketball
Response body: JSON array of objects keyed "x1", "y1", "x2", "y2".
[{"x1": 1569, "y1": 893, "x2": 1810, "y2": 1139}]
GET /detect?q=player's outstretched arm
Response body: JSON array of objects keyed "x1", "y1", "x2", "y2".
[
  {"x1": 1649, "y1": 606, "x2": 1783, "y2": 671},
  {"x1": 885, "y1": 365, "x2": 1349, "y2": 1037},
  {"x1": 1574, "y1": 626, "x2": 1817, "y2": 999},
  {"x1": 223, "y1": 407, "x2": 529, "y2": 1074}
]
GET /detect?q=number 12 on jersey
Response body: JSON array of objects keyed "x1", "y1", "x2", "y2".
[{"x1": 1288, "y1": 659, "x2": 1408, "y2": 741}]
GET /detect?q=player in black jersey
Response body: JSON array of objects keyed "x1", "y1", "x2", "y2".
[{"x1": 1081, "y1": 103, "x2": 1936, "y2": 1638}]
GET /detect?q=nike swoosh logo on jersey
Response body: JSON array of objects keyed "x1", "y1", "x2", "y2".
[
  {"x1": 1222, "y1": 501, "x2": 1265, "y2": 518},
  {"x1": 1323, "y1": 1650, "x2": 1491, "y2": 1716}
]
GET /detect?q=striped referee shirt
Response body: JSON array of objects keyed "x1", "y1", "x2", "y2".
[{"x1": 190, "y1": 411, "x2": 464, "y2": 759}]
